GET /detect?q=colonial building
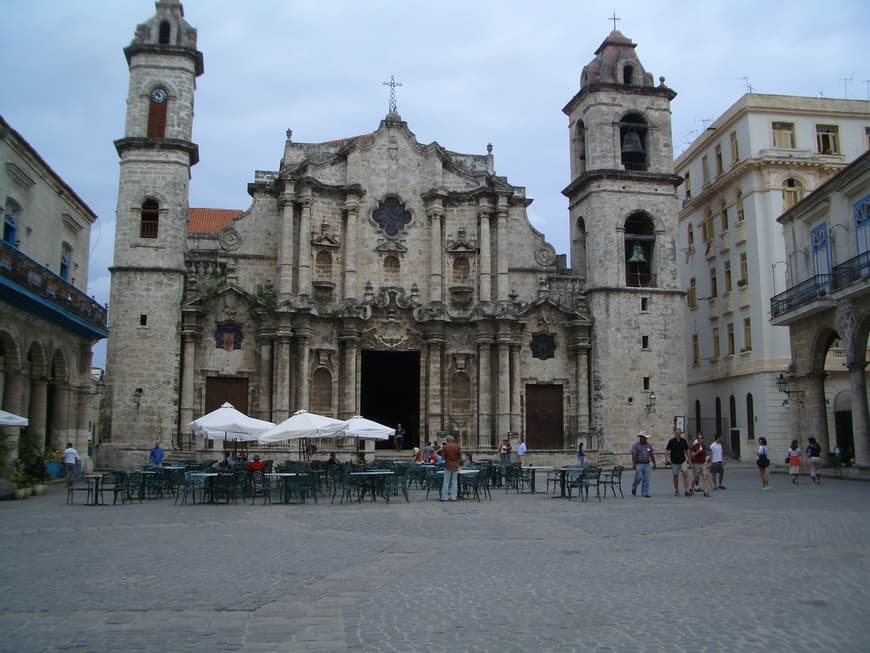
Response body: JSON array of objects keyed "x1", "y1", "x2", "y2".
[
  {"x1": 101, "y1": 1, "x2": 686, "y2": 467},
  {"x1": 772, "y1": 150, "x2": 870, "y2": 466},
  {"x1": 0, "y1": 116, "x2": 108, "y2": 465},
  {"x1": 676, "y1": 94, "x2": 870, "y2": 460}
]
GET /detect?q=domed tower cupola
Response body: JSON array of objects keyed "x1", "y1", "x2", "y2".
[
  {"x1": 126, "y1": 1, "x2": 203, "y2": 75},
  {"x1": 580, "y1": 30, "x2": 654, "y2": 88}
]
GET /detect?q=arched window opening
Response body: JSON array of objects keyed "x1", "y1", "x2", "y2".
[
  {"x1": 619, "y1": 113, "x2": 648, "y2": 171},
  {"x1": 147, "y1": 87, "x2": 168, "y2": 138},
  {"x1": 59, "y1": 243, "x2": 72, "y2": 281},
  {"x1": 452, "y1": 256, "x2": 470, "y2": 284},
  {"x1": 715, "y1": 397, "x2": 723, "y2": 444},
  {"x1": 623, "y1": 64, "x2": 634, "y2": 85},
  {"x1": 158, "y1": 21, "x2": 171, "y2": 45},
  {"x1": 140, "y1": 199, "x2": 159, "y2": 239},
  {"x1": 4, "y1": 198, "x2": 20, "y2": 246},
  {"x1": 311, "y1": 368, "x2": 333, "y2": 415},
  {"x1": 729, "y1": 395, "x2": 737, "y2": 436},
  {"x1": 383, "y1": 255, "x2": 400, "y2": 283},
  {"x1": 315, "y1": 250, "x2": 332, "y2": 281},
  {"x1": 576, "y1": 120, "x2": 586, "y2": 161},
  {"x1": 783, "y1": 178, "x2": 804, "y2": 210},
  {"x1": 746, "y1": 393, "x2": 755, "y2": 439},
  {"x1": 624, "y1": 213, "x2": 655, "y2": 287}
]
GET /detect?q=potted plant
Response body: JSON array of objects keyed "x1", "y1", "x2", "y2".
[
  {"x1": 44, "y1": 450, "x2": 63, "y2": 480},
  {"x1": 12, "y1": 472, "x2": 30, "y2": 499}
]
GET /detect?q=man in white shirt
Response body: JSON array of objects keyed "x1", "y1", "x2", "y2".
[
  {"x1": 517, "y1": 439, "x2": 527, "y2": 463},
  {"x1": 62, "y1": 442, "x2": 80, "y2": 487},
  {"x1": 710, "y1": 433, "x2": 726, "y2": 490}
]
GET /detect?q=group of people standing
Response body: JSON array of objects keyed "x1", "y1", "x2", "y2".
[{"x1": 629, "y1": 428, "x2": 726, "y2": 497}]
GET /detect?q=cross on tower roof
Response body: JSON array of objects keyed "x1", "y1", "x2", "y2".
[
  {"x1": 609, "y1": 12, "x2": 621, "y2": 31},
  {"x1": 383, "y1": 74, "x2": 402, "y2": 114}
]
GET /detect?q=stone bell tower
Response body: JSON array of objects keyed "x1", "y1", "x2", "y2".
[
  {"x1": 562, "y1": 29, "x2": 686, "y2": 450},
  {"x1": 102, "y1": 0, "x2": 203, "y2": 466}
]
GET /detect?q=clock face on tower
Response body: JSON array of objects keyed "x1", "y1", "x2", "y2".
[{"x1": 150, "y1": 87, "x2": 168, "y2": 104}]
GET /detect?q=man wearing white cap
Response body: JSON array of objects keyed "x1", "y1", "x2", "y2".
[{"x1": 630, "y1": 431, "x2": 656, "y2": 497}]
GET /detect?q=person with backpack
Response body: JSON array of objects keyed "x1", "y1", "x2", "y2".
[
  {"x1": 665, "y1": 427, "x2": 691, "y2": 496},
  {"x1": 806, "y1": 436, "x2": 822, "y2": 484}
]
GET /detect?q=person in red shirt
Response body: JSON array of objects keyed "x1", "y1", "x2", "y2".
[
  {"x1": 440, "y1": 435, "x2": 462, "y2": 502},
  {"x1": 689, "y1": 434, "x2": 711, "y2": 496},
  {"x1": 247, "y1": 454, "x2": 266, "y2": 472}
]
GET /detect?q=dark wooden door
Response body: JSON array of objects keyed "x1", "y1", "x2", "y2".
[
  {"x1": 205, "y1": 377, "x2": 249, "y2": 414},
  {"x1": 525, "y1": 384, "x2": 563, "y2": 449}
]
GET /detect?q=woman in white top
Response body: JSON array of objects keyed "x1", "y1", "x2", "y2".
[{"x1": 756, "y1": 436, "x2": 771, "y2": 490}]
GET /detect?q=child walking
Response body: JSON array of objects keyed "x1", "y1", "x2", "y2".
[{"x1": 787, "y1": 439, "x2": 801, "y2": 484}]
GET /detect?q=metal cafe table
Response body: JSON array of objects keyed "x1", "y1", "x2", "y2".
[
  {"x1": 348, "y1": 470, "x2": 394, "y2": 502},
  {"x1": 521, "y1": 466, "x2": 553, "y2": 494},
  {"x1": 189, "y1": 472, "x2": 218, "y2": 503},
  {"x1": 266, "y1": 472, "x2": 302, "y2": 504}
]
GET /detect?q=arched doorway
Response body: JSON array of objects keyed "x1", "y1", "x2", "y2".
[
  {"x1": 360, "y1": 350, "x2": 420, "y2": 450},
  {"x1": 833, "y1": 390, "x2": 854, "y2": 463}
]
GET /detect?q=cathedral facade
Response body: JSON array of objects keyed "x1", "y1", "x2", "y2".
[{"x1": 101, "y1": 1, "x2": 686, "y2": 466}]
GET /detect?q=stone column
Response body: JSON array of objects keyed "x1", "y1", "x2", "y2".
[
  {"x1": 495, "y1": 201, "x2": 509, "y2": 300},
  {"x1": 800, "y1": 373, "x2": 830, "y2": 464},
  {"x1": 256, "y1": 328, "x2": 274, "y2": 422},
  {"x1": 428, "y1": 206, "x2": 444, "y2": 303},
  {"x1": 343, "y1": 196, "x2": 359, "y2": 299},
  {"x1": 476, "y1": 327, "x2": 493, "y2": 448},
  {"x1": 30, "y1": 377, "x2": 48, "y2": 451},
  {"x1": 298, "y1": 194, "x2": 313, "y2": 296},
  {"x1": 569, "y1": 326, "x2": 591, "y2": 434},
  {"x1": 74, "y1": 381, "x2": 90, "y2": 461},
  {"x1": 510, "y1": 342, "x2": 521, "y2": 435},
  {"x1": 179, "y1": 322, "x2": 200, "y2": 445},
  {"x1": 339, "y1": 327, "x2": 359, "y2": 419},
  {"x1": 273, "y1": 322, "x2": 292, "y2": 421},
  {"x1": 1, "y1": 370, "x2": 25, "y2": 466},
  {"x1": 849, "y1": 362, "x2": 869, "y2": 467},
  {"x1": 425, "y1": 330, "x2": 445, "y2": 437},
  {"x1": 478, "y1": 209, "x2": 492, "y2": 302},
  {"x1": 278, "y1": 188, "x2": 296, "y2": 298},
  {"x1": 296, "y1": 325, "x2": 312, "y2": 410},
  {"x1": 496, "y1": 325, "x2": 511, "y2": 439}
]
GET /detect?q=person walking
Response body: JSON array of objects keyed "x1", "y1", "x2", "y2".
[
  {"x1": 690, "y1": 433, "x2": 711, "y2": 496},
  {"x1": 630, "y1": 431, "x2": 656, "y2": 497},
  {"x1": 756, "y1": 436, "x2": 771, "y2": 490},
  {"x1": 149, "y1": 441, "x2": 165, "y2": 466},
  {"x1": 394, "y1": 423, "x2": 405, "y2": 451},
  {"x1": 709, "y1": 433, "x2": 726, "y2": 490},
  {"x1": 576, "y1": 442, "x2": 588, "y2": 470},
  {"x1": 787, "y1": 439, "x2": 801, "y2": 484},
  {"x1": 806, "y1": 436, "x2": 822, "y2": 484},
  {"x1": 498, "y1": 438, "x2": 512, "y2": 465},
  {"x1": 665, "y1": 427, "x2": 691, "y2": 496},
  {"x1": 517, "y1": 438, "x2": 527, "y2": 464},
  {"x1": 440, "y1": 435, "x2": 462, "y2": 502},
  {"x1": 62, "y1": 442, "x2": 81, "y2": 488}
]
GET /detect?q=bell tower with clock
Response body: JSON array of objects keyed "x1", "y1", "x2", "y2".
[
  {"x1": 562, "y1": 28, "x2": 687, "y2": 447},
  {"x1": 103, "y1": 0, "x2": 203, "y2": 464}
]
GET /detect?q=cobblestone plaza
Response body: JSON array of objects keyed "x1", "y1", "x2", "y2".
[{"x1": 1, "y1": 468, "x2": 868, "y2": 652}]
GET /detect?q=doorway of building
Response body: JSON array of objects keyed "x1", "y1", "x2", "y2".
[
  {"x1": 525, "y1": 384, "x2": 563, "y2": 449},
  {"x1": 204, "y1": 377, "x2": 249, "y2": 451},
  {"x1": 360, "y1": 350, "x2": 420, "y2": 450},
  {"x1": 835, "y1": 410, "x2": 855, "y2": 463}
]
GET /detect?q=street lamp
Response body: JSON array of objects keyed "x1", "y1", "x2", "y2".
[
  {"x1": 645, "y1": 391, "x2": 656, "y2": 413},
  {"x1": 776, "y1": 373, "x2": 804, "y2": 404}
]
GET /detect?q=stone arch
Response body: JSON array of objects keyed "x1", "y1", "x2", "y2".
[
  {"x1": 624, "y1": 211, "x2": 656, "y2": 287},
  {"x1": 310, "y1": 367, "x2": 333, "y2": 415},
  {"x1": 26, "y1": 340, "x2": 48, "y2": 379},
  {"x1": 0, "y1": 329, "x2": 22, "y2": 372},
  {"x1": 50, "y1": 348, "x2": 69, "y2": 385},
  {"x1": 618, "y1": 111, "x2": 649, "y2": 171}
]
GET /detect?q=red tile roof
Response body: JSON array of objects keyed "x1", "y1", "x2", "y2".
[{"x1": 188, "y1": 208, "x2": 243, "y2": 234}]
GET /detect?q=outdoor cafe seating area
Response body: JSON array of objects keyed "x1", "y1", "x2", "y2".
[{"x1": 64, "y1": 459, "x2": 626, "y2": 507}]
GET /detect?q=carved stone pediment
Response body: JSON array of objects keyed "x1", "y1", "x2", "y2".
[{"x1": 446, "y1": 227, "x2": 477, "y2": 254}]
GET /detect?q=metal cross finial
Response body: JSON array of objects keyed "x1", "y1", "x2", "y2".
[
  {"x1": 383, "y1": 74, "x2": 402, "y2": 113},
  {"x1": 609, "y1": 12, "x2": 620, "y2": 31}
]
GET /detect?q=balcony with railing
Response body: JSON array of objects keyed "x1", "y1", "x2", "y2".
[{"x1": 0, "y1": 240, "x2": 107, "y2": 338}]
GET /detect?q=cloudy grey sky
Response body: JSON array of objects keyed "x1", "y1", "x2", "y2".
[{"x1": 2, "y1": 0, "x2": 868, "y2": 367}]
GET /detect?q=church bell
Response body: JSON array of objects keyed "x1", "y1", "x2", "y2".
[
  {"x1": 628, "y1": 243, "x2": 646, "y2": 264},
  {"x1": 622, "y1": 131, "x2": 644, "y2": 153}
]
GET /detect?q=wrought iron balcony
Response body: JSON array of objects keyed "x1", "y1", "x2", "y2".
[
  {"x1": 0, "y1": 240, "x2": 107, "y2": 338},
  {"x1": 771, "y1": 250, "x2": 870, "y2": 320}
]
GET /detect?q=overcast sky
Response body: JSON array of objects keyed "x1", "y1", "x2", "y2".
[{"x1": 2, "y1": 0, "x2": 868, "y2": 367}]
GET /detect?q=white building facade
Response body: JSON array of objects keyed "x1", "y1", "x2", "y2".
[{"x1": 676, "y1": 94, "x2": 870, "y2": 460}]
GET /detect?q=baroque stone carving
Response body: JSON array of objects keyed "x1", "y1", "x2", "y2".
[{"x1": 218, "y1": 226, "x2": 241, "y2": 251}]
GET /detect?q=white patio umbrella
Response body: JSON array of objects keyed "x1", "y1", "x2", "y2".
[
  {"x1": 257, "y1": 409, "x2": 345, "y2": 444},
  {"x1": 317, "y1": 415, "x2": 394, "y2": 440},
  {"x1": 188, "y1": 402, "x2": 274, "y2": 442},
  {"x1": 0, "y1": 409, "x2": 28, "y2": 427}
]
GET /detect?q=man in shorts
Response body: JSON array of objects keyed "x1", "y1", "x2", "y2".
[
  {"x1": 689, "y1": 433, "x2": 711, "y2": 496},
  {"x1": 665, "y1": 427, "x2": 691, "y2": 496},
  {"x1": 710, "y1": 433, "x2": 726, "y2": 489}
]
